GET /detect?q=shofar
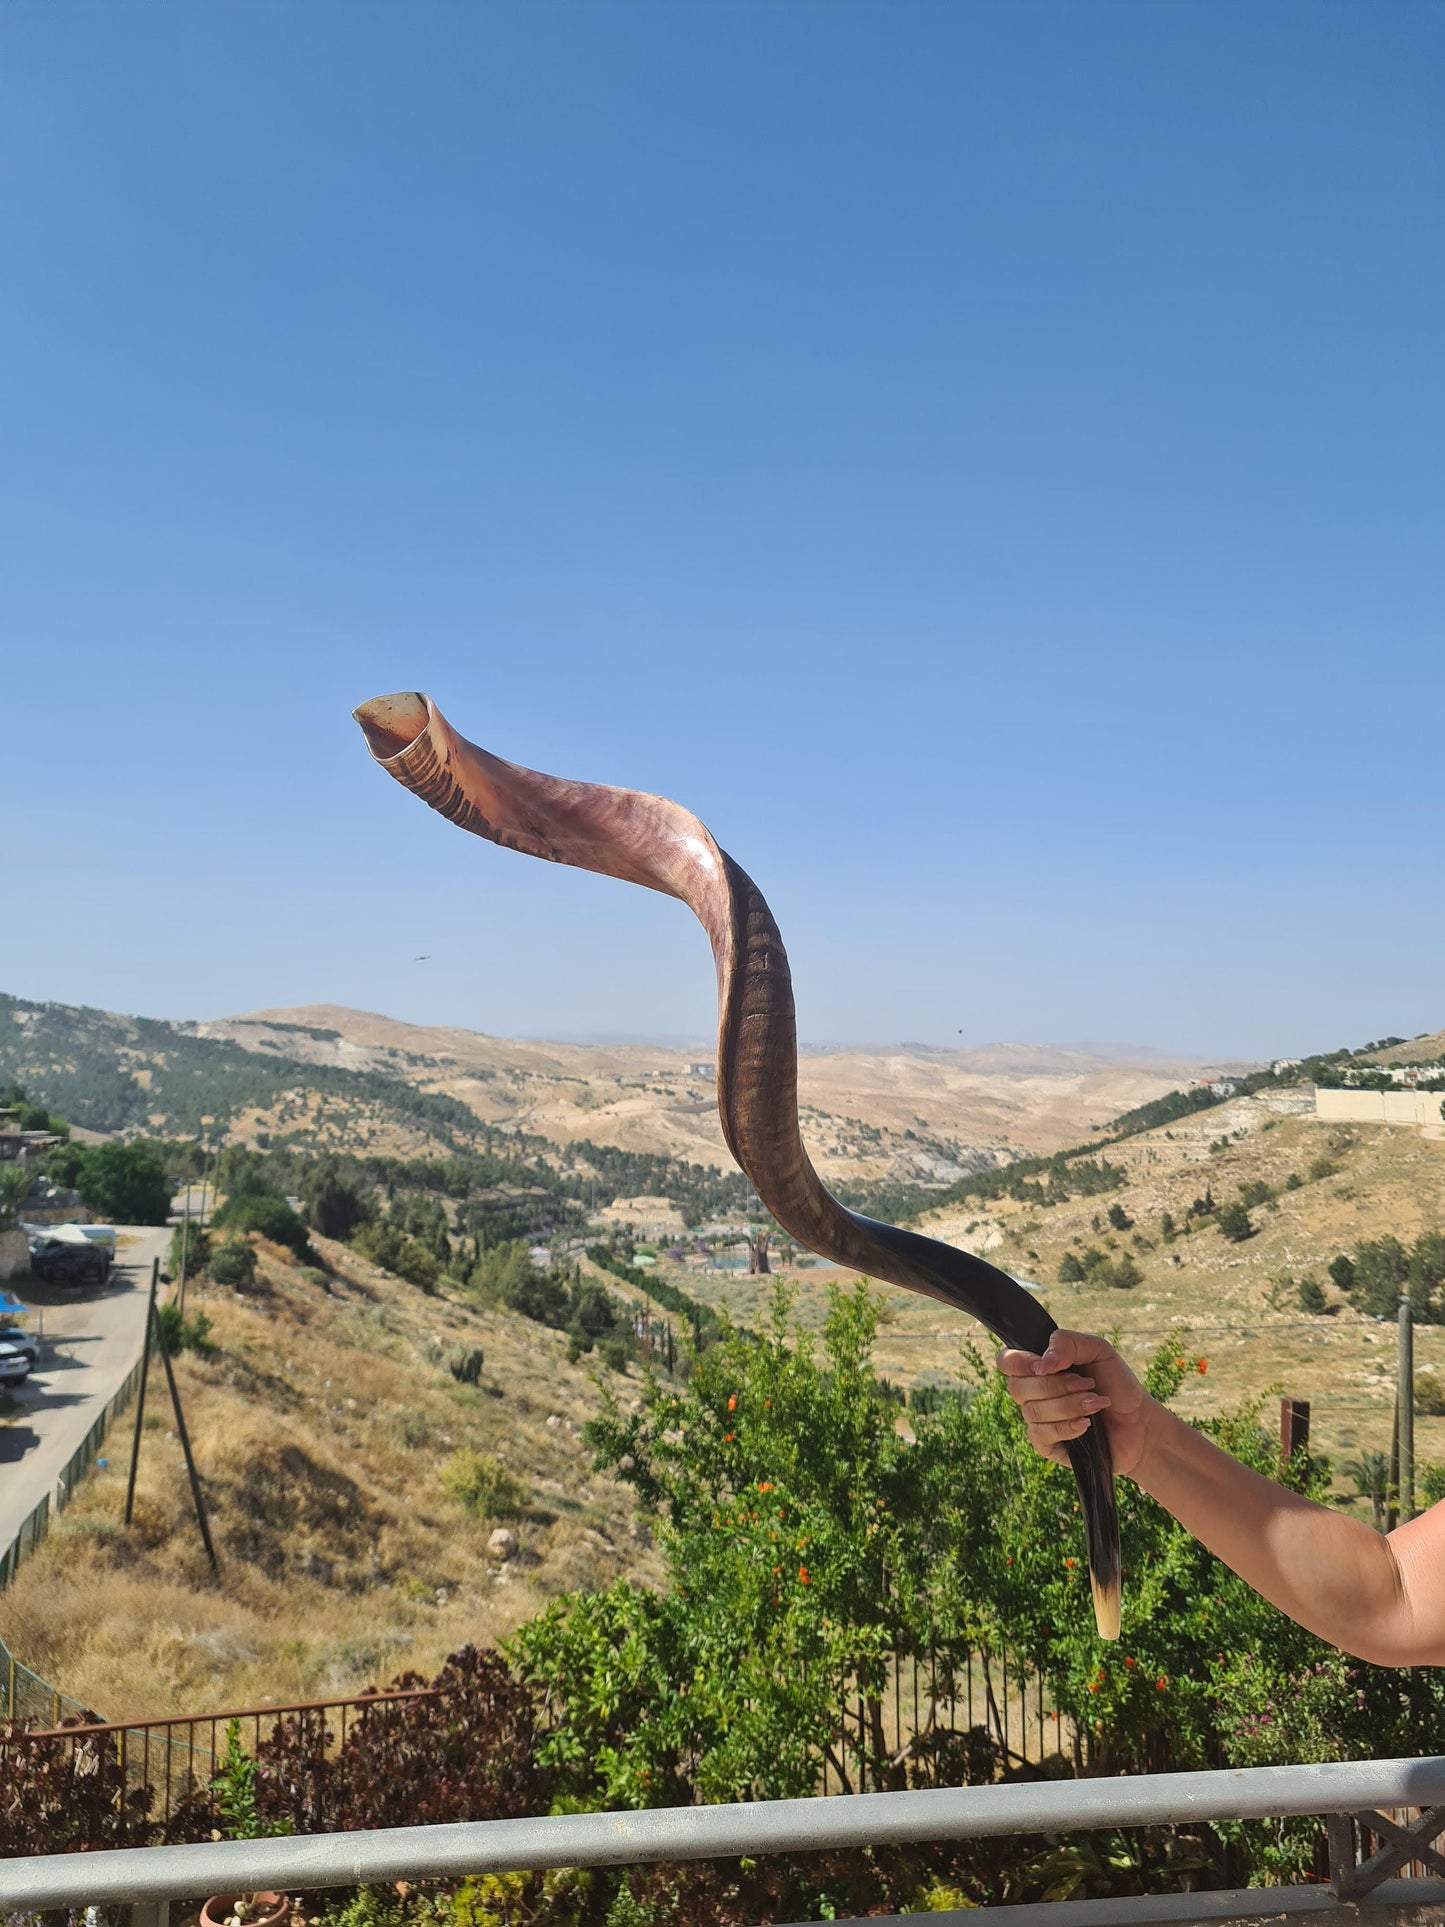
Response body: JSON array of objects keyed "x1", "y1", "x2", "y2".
[{"x1": 354, "y1": 691, "x2": 1120, "y2": 1639}]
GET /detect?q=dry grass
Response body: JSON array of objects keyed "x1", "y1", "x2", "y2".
[{"x1": 0, "y1": 1238, "x2": 659, "y2": 1720}]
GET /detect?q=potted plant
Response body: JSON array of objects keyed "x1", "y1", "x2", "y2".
[{"x1": 202, "y1": 1722, "x2": 293, "y2": 1927}]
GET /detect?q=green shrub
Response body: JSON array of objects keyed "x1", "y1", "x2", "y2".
[
  {"x1": 1056, "y1": 1251, "x2": 1085, "y2": 1284},
  {"x1": 1297, "y1": 1278, "x2": 1327, "y2": 1315},
  {"x1": 156, "y1": 1303, "x2": 215, "y2": 1356},
  {"x1": 351, "y1": 1220, "x2": 440, "y2": 1293},
  {"x1": 208, "y1": 1239, "x2": 258, "y2": 1289},
  {"x1": 446, "y1": 1344, "x2": 484, "y2": 1386},
  {"x1": 1328, "y1": 1254, "x2": 1356, "y2": 1293},
  {"x1": 441, "y1": 1448, "x2": 526, "y2": 1521},
  {"x1": 598, "y1": 1336, "x2": 630, "y2": 1373},
  {"x1": 75, "y1": 1141, "x2": 172, "y2": 1225},
  {"x1": 1414, "y1": 1372, "x2": 1445, "y2": 1418},
  {"x1": 1216, "y1": 1201, "x2": 1254, "y2": 1243},
  {"x1": 213, "y1": 1191, "x2": 312, "y2": 1259},
  {"x1": 168, "y1": 1222, "x2": 211, "y2": 1281},
  {"x1": 469, "y1": 1240, "x2": 567, "y2": 1324}
]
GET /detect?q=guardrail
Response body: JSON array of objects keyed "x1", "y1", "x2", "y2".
[
  {"x1": 4, "y1": 1756, "x2": 1445, "y2": 1925},
  {"x1": 0, "y1": 1350, "x2": 146, "y2": 1593}
]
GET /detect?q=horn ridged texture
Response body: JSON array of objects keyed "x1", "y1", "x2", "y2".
[{"x1": 353, "y1": 691, "x2": 1120, "y2": 1639}]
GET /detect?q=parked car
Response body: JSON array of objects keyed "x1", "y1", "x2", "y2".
[
  {"x1": 29, "y1": 1240, "x2": 108, "y2": 1287},
  {"x1": 0, "y1": 1323, "x2": 39, "y2": 1365},
  {"x1": 0, "y1": 1342, "x2": 31, "y2": 1386}
]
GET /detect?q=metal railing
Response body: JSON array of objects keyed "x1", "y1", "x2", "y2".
[
  {"x1": 2, "y1": 1683, "x2": 443, "y2": 1831},
  {"x1": 0, "y1": 1351, "x2": 146, "y2": 1591},
  {"x1": 4, "y1": 1756, "x2": 1445, "y2": 1925}
]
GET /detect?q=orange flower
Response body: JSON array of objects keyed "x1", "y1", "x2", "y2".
[
  {"x1": 727, "y1": 1395, "x2": 737, "y2": 1411},
  {"x1": 1174, "y1": 1356, "x2": 1186, "y2": 1368},
  {"x1": 1005, "y1": 1555, "x2": 1014, "y2": 1565},
  {"x1": 1064, "y1": 1557, "x2": 1076, "y2": 1569},
  {"x1": 1155, "y1": 1675, "x2": 1168, "y2": 1691},
  {"x1": 798, "y1": 1566, "x2": 810, "y2": 1584},
  {"x1": 1123, "y1": 1655, "x2": 1136, "y2": 1668},
  {"x1": 724, "y1": 1433, "x2": 735, "y2": 1442},
  {"x1": 1088, "y1": 1681, "x2": 1100, "y2": 1693},
  {"x1": 1197, "y1": 1359, "x2": 1208, "y2": 1375}
]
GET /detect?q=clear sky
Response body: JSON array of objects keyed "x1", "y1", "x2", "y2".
[{"x1": 3, "y1": 4, "x2": 1440, "y2": 1061}]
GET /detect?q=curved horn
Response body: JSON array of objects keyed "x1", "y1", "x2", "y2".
[{"x1": 354, "y1": 691, "x2": 1120, "y2": 1639}]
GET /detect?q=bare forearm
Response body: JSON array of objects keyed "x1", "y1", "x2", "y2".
[{"x1": 1134, "y1": 1401, "x2": 1432, "y2": 1667}]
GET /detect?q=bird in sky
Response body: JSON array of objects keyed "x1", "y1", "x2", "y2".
[{"x1": 415, "y1": 954, "x2": 432, "y2": 961}]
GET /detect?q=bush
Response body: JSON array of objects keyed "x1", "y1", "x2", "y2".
[
  {"x1": 1216, "y1": 1202, "x2": 1254, "y2": 1243},
  {"x1": 1106, "y1": 1203, "x2": 1133, "y2": 1232},
  {"x1": 156, "y1": 1303, "x2": 215, "y2": 1356},
  {"x1": 1414, "y1": 1372, "x2": 1445, "y2": 1418},
  {"x1": 1297, "y1": 1278, "x2": 1327, "y2": 1315},
  {"x1": 1056, "y1": 1251, "x2": 1085, "y2": 1284},
  {"x1": 445, "y1": 1343, "x2": 484, "y2": 1386},
  {"x1": 598, "y1": 1335, "x2": 630, "y2": 1373},
  {"x1": 350, "y1": 1220, "x2": 440, "y2": 1293},
  {"x1": 1328, "y1": 1254, "x2": 1356, "y2": 1293},
  {"x1": 441, "y1": 1447, "x2": 526, "y2": 1521},
  {"x1": 1104, "y1": 1252, "x2": 1143, "y2": 1290},
  {"x1": 214, "y1": 1191, "x2": 312, "y2": 1259},
  {"x1": 208, "y1": 1238, "x2": 258, "y2": 1288},
  {"x1": 168, "y1": 1221, "x2": 211, "y2": 1281}
]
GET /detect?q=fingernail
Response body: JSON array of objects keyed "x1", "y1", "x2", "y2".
[
  {"x1": 1032, "y1": 1356, "x2": 1055, "y2": 1376},
  {"x1": 1081, "y1": 1395, "x2": 1108, "y2": 1413}
]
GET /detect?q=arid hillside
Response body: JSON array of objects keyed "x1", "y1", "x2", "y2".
[
  {"x1": 1, "y1": 1240, "x2": 662, "y2": 1721},
  {"x1": 669, "y1": 1091, "x2": 1445, "y2": 1480},
  {"x1": 203, "y1": 1004, "x2": 1225, "y2": 1185}
]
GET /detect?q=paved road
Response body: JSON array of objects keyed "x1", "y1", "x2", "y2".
[{"x1": 0, "y1": 1224, "x2": 168, "y2": 1548}]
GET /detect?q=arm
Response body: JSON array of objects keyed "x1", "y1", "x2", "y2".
[{"x1": 997, "y1": 1329, "x2": 1445, "y2": 1668}]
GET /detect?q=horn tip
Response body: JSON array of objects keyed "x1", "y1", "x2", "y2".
[{"x1": 1091, "y1": 1570, "x2": 1121, "y2": 1642}]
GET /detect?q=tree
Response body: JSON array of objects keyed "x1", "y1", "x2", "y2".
[
  {"x1": 77, "y1": 1141, "x2": 171, "y2": 1225},
  {"x1": 1297, "y1": 1278, "x2": 1326, "y2": 1315},
  {"x1": 1106, "y1": 1203, "x2": 1133, "y2": 1232},
  {"x1": 746, "y1": 1230, "x2": 771, "y2": 1275},
  {"x1": 469, "y1": 1239, "x2": 566, "y2": 1323},
  {"x1": 1328, "y1": 1254, "x2": 1356, "y2": 1294},
  {"x1": 0, "y1": 1163, "x2": 33, "y2": 1229},
  {"x1": 300, "y1": 1162, "x2": 373, "y2": 1242},
  {"x1": 1216, "y1": 1201, "x2": 1254, "y2": 1243},
  {"x1": 1056, "y1": 1251, "x2": 1085, "y2": 1284},
  {"x1": 213, "y1": 1191, "x2": 312, "y2": 1259},
  {"x1": 350, "y1": 1219, "x2": 440, "y2": 1292},
  {"x1": 1353, "y1": 1236, "x2": 1409, "y2": 1319}
]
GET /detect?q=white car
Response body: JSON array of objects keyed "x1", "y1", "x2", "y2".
[
  {"x1": 0, "y1": 1325, "x2": 39, "y2": 1366},
  {"x1": 0, "y1": 1342, "x2": 32, "y2": 1386}
]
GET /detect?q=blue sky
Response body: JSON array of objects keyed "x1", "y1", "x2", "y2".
[{"x1": 3, "y1": 4, "x2": 1441, "y2": 1060}]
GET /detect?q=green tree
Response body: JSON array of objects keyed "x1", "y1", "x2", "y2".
[
  {"x1": 213, "y1": 1191, "x2": 312, "y2": 1259},
  {"x1": 301, "y1": 1162, "x2": 374, "y2": 1242},
  {"x1": 350, "y1": 1219, "x2": 439, "y2": 1292},
  {"x1": 77, "y1": 1141, "x2": 171, "y2": 1224},
  {"x1": 168, "y1": 1221, "x2": 212, "y2": 1282},
  {"x1": 209, "y1": 1239, "x2": 257, "y2": 1289},
  {"x1": 0, "y1": 1163, "x2": 33, "y2": 1230},
  {"x1": 1056, "y1": 1251, "x2": 1086, "y2": 1284},
  {"x1": 1353, "y1": 1236, "x2": 1410, "y2": 1318},
  {"x1": 469, "y1": 1240, "x2": 567, "y2": 1324},
  {"x1": 1216, "y1": 1201, "x2": 1254, "y2": 1244},
  {"x1": 1328, "y1": 1254, "x2": 1356, "y2": 1294},
  {"x1": 1106, "y1": 1203, "x2": 1133, "y2": 1232},
  {"x1": 1297, "y1": 1278, "x2": 1326, "y2": 1315}
]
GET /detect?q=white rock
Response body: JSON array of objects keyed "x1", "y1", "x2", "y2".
[{"x1": 488, "y1": 1527, "x2": 519, "y2": 1560}]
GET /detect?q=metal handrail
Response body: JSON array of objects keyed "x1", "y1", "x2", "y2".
[
  {"x1": 2, "y1": 1684, "x2": 440, "y2": 1745},
  {"x1": 5, "y1": 1754, "x2": 1445, "y2": 1912}
]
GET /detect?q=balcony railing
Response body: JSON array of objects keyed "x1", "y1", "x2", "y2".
[{"x1": 4, "y1": 1755, "x2": 1445, "y2": 1926}]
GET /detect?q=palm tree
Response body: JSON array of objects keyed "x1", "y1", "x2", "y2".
[
  {"x1": 0, "y1": 1162, "x2": 34, "y2": 1231},
  {"x1": 1341, "y1": 1450, "x2": 1391, "y2": 1530}
]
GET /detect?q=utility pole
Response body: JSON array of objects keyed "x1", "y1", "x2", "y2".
[
  {"x1": 124, "y1": 1259, "x2": 160, "y2": 1526},
  {"x1": 1399, "y1": 1292, "x2": 1415, "y2": 1523},
  {"x1": 176, "y1": 1182, "x2": 192, "y2": 1318}
]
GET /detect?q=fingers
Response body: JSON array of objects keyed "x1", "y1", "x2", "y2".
[
  {"x1": 1029, "y1": 1328, "x2": 1115, "y2": 1377},
  {"x1": 995, "y1": 1339, "x2": 1112, "y2": 1461}
]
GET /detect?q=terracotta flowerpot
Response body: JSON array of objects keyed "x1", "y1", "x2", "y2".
[{"x1": 200, "y1": 1893, "x2": 288, "y2": 1927}]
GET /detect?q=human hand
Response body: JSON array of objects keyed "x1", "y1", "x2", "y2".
[{"x1": 995, "y1": 1328, "x2": 1154, "y2": 1478}]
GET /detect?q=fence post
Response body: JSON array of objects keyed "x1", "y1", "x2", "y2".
[
  {"x1": 125, "y1": 1260, "x2": 160, "y2": 1527},
  {"x1": 1399, "y1": 1294, "x2": 1415, "y2": 1522},
  {"x1": 1279, "y1": 1397, "x2": 1310, "y2": 1460}
]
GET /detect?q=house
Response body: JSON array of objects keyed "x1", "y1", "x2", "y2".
[{"x1": 0, "y1": 1108, "x2": 61, "y2": 1164}]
